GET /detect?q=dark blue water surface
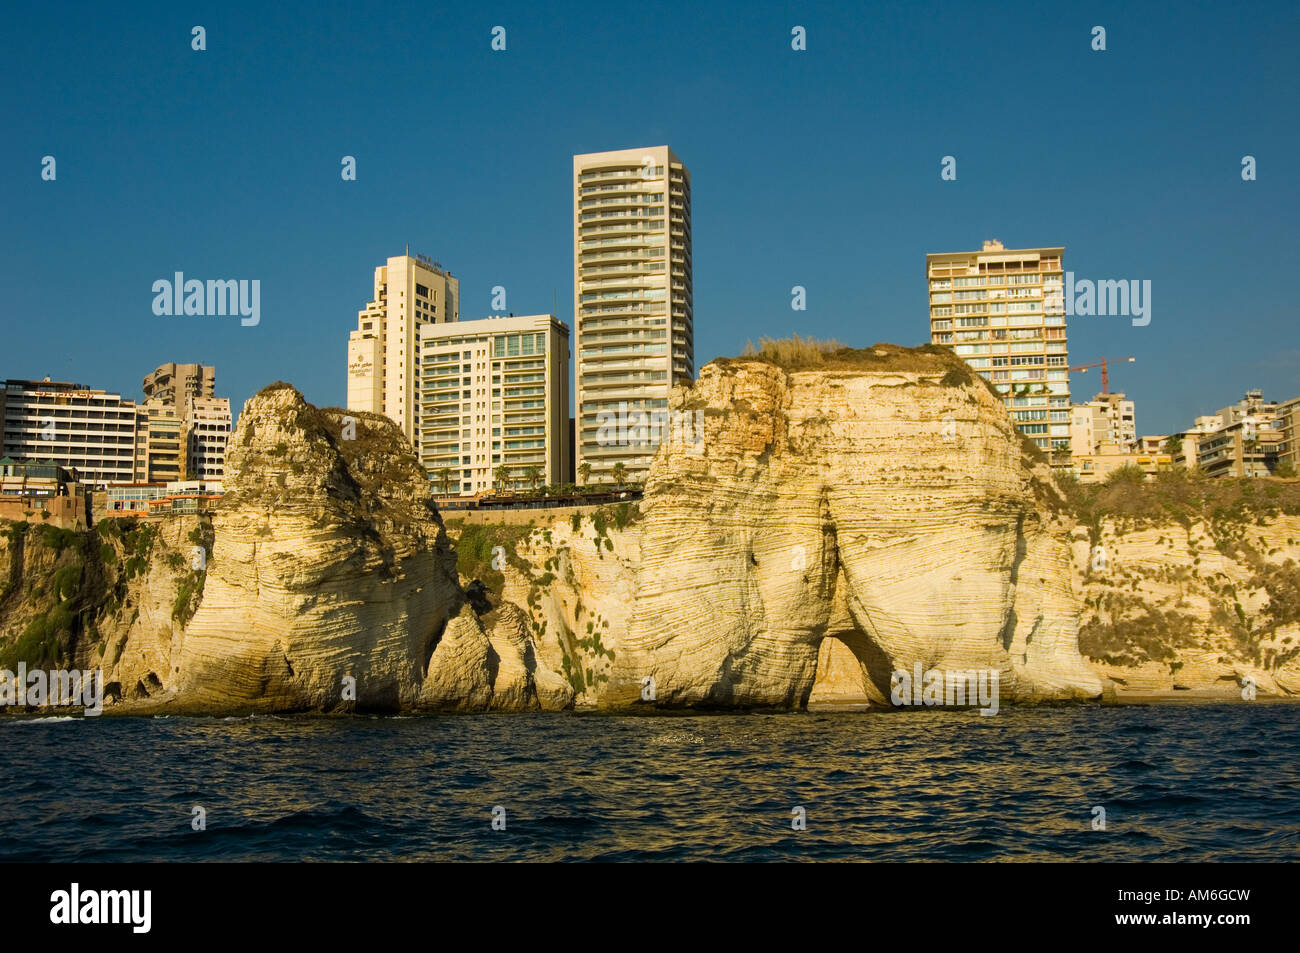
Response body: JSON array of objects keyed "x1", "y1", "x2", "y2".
[{"x1": 2, "y1": 704, "x2": 1297, "y2": 861}]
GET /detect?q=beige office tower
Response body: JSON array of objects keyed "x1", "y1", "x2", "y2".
[
  {"x1": 347, "y1": 253, "x2": 459, "y2": 454},
  {"x1": 573, "y1": 146, "x2": 693, "y2": 483},
  {"x1": 927, "y1": 240, "x2": 1069, "y2": 452},
  {"x1": 134, "y1": 399, "x2": 185, "y2": 483}
]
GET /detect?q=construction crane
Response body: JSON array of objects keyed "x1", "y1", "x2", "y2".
[{"x1": 1068, "y1": 355, "x2": 1135, "y2": 394}]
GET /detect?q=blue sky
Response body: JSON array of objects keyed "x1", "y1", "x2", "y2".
[{"x1": 2, "y1": 0, "x2": 1296, "y2": 436}]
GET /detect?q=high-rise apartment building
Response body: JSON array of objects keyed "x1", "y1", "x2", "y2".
[
  {"x1": 573, "y1": 146, "x2": 693, "y2": 483},
  {"x1": 927, "y1": 240, "x2": 1069, "y2": 451},
  {"x1": 347, "y1": 252, "x2": 459, "y2": 454},
  {"x1": 1, "y1": 379, "x2": 139, "y2": 485},
  {"x1": 142, "y1": 362, "x2": 215, "y2": 413},
  {"x1": 185, "y1": 395, "x2": 232, "y2": 482},
  {"x1": 419, "y1": 315, "x2": 570, "y2": 496}
]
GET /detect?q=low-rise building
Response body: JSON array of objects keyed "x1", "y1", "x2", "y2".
[
  {"x1": 0, "y1": 458, "x2": 87, "y2": 528},
  {"x1": 1197, "y1": 422, "x2": 1281, "y2": 479},
  {"x1": 1164, "y1": 390, "x2": 1288, "y2": 478},
  {"x1": 100, "y1": 479, "x2": 223, "y2": 520},
  {"x1": 1073, "y1": 449, "x2": 1173, "y2": 484},
  {"x1": 102, "y1": 482, "x2": 169, "y2": 518},
  {"x1": 148, "y1": 480, "x2": 223, "y2": 516}
]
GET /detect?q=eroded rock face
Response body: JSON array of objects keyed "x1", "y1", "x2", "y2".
[
  {"x1": 173, "y1": 385, "x2": 569, "y2": 712},
  {"x1": 589, "y1": 348, "x2": 1103, "y2": 708},
  {"x1": 1075, "y1": 515, "x2": 1300, "y2": 697}
]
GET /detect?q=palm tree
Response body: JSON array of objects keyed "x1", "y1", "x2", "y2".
[
  {"x1": 610, "y1": 462, "x2": 627, "y2": 490},
  {"x1": 493, "y1": 464, "x2": 512, "y2": 492},
  {"x1": 436, "y1": 468, "x2": 452, "y2": 496},
  {"x1": 578, "y1": 461, "x2": 592, "y2": 486},
  {"x1": 524, "y1": 464, "x2": 543, "y2": 492}
]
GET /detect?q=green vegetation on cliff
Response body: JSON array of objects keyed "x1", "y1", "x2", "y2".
[
  {"x1": 1067, "y1": 469, "x2": 1300, "y2": 672},
  {"x1": 444, "y1": 520, "x2": 535, "y2": 594},
  {"x1": 0, "y1": 515, "x2": 213, "y2": 671},
  {"x1": 1056, "y1": 467, "x2": 1300, "y2": 536},
  {"x1": 0, "y1": 521, "x2": 102, "y2": 669}
]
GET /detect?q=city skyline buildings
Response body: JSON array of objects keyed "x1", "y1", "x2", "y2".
[
  {"x1": 0, "y1": 364, "x2": 232, "y2": 488},
  {"x1": 4, "y1": 3, "x2": 1297, "y2": 447}
]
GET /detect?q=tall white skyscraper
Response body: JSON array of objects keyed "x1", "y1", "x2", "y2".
[{"x1": 573, "y1": 146, "x2": 693, "y2": 483}]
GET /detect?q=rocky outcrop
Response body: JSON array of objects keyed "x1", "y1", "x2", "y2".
[
  {"x1": 170, "y1": 385, "x2": 567, "y2": 712},
  {"x1": 499, "y1": 510, "x2": 638, "y2": 707},
  {"x1": 0, "y1": 385, "x2": 569, "y2": 714},
  {"x1": 496, "y1": 346, "x2": 1104, "y2": 709},
  {"x1": 419, "y1": 603, "x2": 572, "y2": 711},
  {"x1": 1074, "y1": 512, "x2": 1300, "y2": 697},
  {"x1": 591, "y1": 348, "x2": 1102, "y2": 707},
  {"x1": 172, "y1": 387, "x2": 459, "y2": 710},
  {"x1": 0, "y1": 515, "x2": 201, "y2": 705}
]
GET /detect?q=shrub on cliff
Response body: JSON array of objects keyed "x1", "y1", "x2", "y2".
[
  {"x1": 37, "y1": 524, "x2": 78, "y2": 553},
  {"x1": 0, "y1": 602, "x2": 77, "y2": 669},
  {"x1": 451, "y1": 522, "x2": 534, "y2": 593},
  {"x1": 1077, "y1": 595, "x2": 1198, "y2": 665},
  {"x1": 729, "y1": 338, "x2": 983, "y2": 379},
  {"x1": 1063, "y1": 467, "x2": 1300, "y2": 530},
  {"x1": 739, "y1": 334, "x2": 844, "y2": 367},
  {"x1": 256, "y1": 380, "x2": 296, "y2": 397},
  {"x1": 172, "y1": 570, "x2": 206, "y2": 626}
]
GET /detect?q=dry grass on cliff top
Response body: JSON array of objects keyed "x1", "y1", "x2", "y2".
[
  {"x1": 1057, "y1": 465, "x2": 1300, "y2": 534},
  {"x1": 722, "y1": 336, "x2": 1004, "y2": 395}
]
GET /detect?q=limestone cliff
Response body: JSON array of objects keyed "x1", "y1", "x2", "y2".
[
  {"x1": 1068, "y1": 475, "x2": 1300, "y2": 697},
  {"x1": 503, "y1": 346, "x2": 1103, "y2": 709},
  {"x1": 170, "y1": 384, "x2": 567, "y2": 712},
  {"x1": 0, "y1": 514, "x2": 205, "y2": 703},
  {"x1": 11, "y1": 346, "x2": 1291, "y2": 714},
  {"x1": 1, "y1": 385, "x2": 570, "y2": 714}
]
